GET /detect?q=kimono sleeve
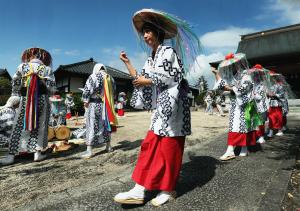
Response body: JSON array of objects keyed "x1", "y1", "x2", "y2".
[
  {"x1": 11, "y1": 64, "x2": 23, "y2": 96},
  {"x1": 45, "y1": 66, "x2": 56, "y2": 94},
  {"x1": 275, "y1": 85, "x2": 285, "y2": 101},
  {"x1": 213, "y1": 79, "x2": 226, "y2": 91},
  {"x1": 150, "y1": 48, "x2": 183, "y2": 87},
  {"x1": 82, "y1": 75, "x2": 95, "y2": 103},
  {"x1": 232, "y1": 75, "x2": 253, "y2": 106},
  {"x1": 254, "y1": 86, "x2": 264, "y2": 101},
  {"x1": 130, "y1": 68, "x2": 157, "y2": 110}
]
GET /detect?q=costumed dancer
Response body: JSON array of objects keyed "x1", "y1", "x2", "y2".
[
  {"x1": 282, "y1": 91, "x2": 289, "y2": 132},
  {"x1": 204, "y1": 91, "x2": 213, "y2": 115},
  {"x1": 49, "y1": 94, "x2": 66, "y2": 127},
  {"x1": 65, "y1": 92, "x2": 75, "y2": 119},
  {"x1": 215, "y1": 91, "x2": 225, "y2": 117},
  {"x1": 0, "y1": 96, "x2": 20, "y2": 148},
  {"x1": 277, "y1": 74, "x2": 292, "y2": 132},
  {"x1": 250, "y1": 64, "x2": 270, "y2": 144},
  {"x1": 71, "y1": 88, "x2": 87, "y2": 139},
  {"x1": 212, "y1": 53, "x2": 261, "y2": 161},
  {"x1": 267, "y1": 71, "x2": 286, "y2": 137},
  {"x1": 114, "y1": 8, "x2": 200, "y2": 206},
  {"x1": 0, "y1": 47, "x2": 56, "y2": 165},
  {"x1": 81, "y1": 63, "x2": 117, "y2": 158},
  {"x1": 117, "y1": 92, "x2": 126, "y2": 117}
]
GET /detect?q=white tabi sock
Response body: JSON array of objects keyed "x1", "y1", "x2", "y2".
[
  {"x1": 114, "y1": 183, "x2": 145, "y2": 201},
  {"x1": 239, "y1": 146, "x2": 248, "y2": 157},
  {"x1": 267, "y1": 129, "x2": 273, "y2": 137},
  {"x1": 151, "y1": 191, "x2": 176, "y2": 206},
  {"x1": 225, "y1": 145, "x2": 235, "y2": 155},
  {"x1": 81, "y1": 145, "x2": 93, "y2": 158}
]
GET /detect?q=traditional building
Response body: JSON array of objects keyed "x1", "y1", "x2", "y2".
[
  {"x1": 54, "y1": 58, "x2": 133, "y2": 95},
  {"x1": 0, "y1": 68, "x2": 12, "y2": 105},
  {"x1": 0, "y1": 68, "x2": 11, "y2": 81},
  {"x1": 211, "y1": 24, "x2": 300, "y2": 97}
]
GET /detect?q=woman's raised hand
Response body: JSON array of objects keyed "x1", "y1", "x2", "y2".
[{"x1": 120, "y1": 51, "x2": 130, "y2": 63}]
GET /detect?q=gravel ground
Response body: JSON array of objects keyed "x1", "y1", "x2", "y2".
[{"x1": 0, "y1": 109, "x2": 228, "y2": 210}]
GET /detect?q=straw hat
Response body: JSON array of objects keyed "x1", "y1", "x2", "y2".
[
  {"x1": 132, "y1": 8, "x2": 178, "y2": 39},
  {"x1": 21, "y1": 47, "x2": 52, "y2": 66},
  {"x1": 218, "y1": 53, "x2": 246, "y2": 68}
]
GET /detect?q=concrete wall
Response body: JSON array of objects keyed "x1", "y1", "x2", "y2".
[{"x1": 288, "y1": 99, "x2": 300, "y2": 107}]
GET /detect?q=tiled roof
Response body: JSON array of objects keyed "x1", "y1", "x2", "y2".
[
  {"x1": 237, "y1": 24, "x2": 300, "y2": 60},
  {"x1": 55, "y1": 58, "x2": 132, "y2": 80},
  {"x1": 0, "y1": 68, "x2": 12, "y2": 80}
]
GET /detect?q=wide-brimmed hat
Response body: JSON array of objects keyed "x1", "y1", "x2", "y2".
[
  {"x1": 21, "y1": 47, "x2": 52, "y2": 66},
  {"x1": 218, "y1": 53, "x2": 246, "y2": 68},
  {"x1": 133, "y1": 9, "x2": 178, "y2": 39},
  {"x1": 49, "y1": 95, "x2": 63, "y2": 102}
]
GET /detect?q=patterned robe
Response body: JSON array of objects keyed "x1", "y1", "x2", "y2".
[
  {"x1": 214, "y1": 71, "x2": 254, "y2": 133},
  {"x1": 65, "y1": 96, "x2": 75, "y2": 114},
  {"x1": 253, "y1": 84, "x2": 269, "y2": 121},
  {"x1": 130, "y1": 45, "x2": 191, "y2": 137},
  {"x1": 0, "y1": 107, "x2": 16, "y2": 147},
  {"x1": 82, "y1": 71, "x2": 110, "y2": 145},
  {"x1": 49, "y1": 101, "x2": 66, "y2": 127},
  {"x1": 9, "y1": 60, "x2": 56, "y2": 154},
  {"x1": 204, "y1": 95, "x2": 213, "y2": 113},
  {"x1": 269, "y1": 83, "x2": 285, "y2": 108}
]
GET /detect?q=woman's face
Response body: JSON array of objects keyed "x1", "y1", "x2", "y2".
[{"x1": 143, "y1": 29, "x2": 158, "y2": 49}]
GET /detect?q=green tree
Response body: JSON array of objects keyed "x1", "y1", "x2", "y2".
[
  {"x1": 195, "y1": 76, "x2": 209, "y2": 106},
  {"x1": 0, "y1": 77, "x2": 11, "y2": 105},
  {"x1": 0, "y1": 77, "x2": 11, "y2": 89}
]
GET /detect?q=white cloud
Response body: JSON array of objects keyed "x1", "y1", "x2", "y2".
[
  {"x1": 270, "y1": 0, "x2": 300, "y2": 24},
  {"x1": 64, "y1": 50, "x2": 80, "y2": 56},
  {"x1": 194, "y1": 27, "x2": 256, "y2": 89},
  {"x1": 51, "y1": 48, "x2": 62, "y2": 55},
  {"x1": 187, "y1": 52, "x2": 224, "y2": 89},
  {"x1": 200, "y1": 27, "x2": 256, "y2": 54},
  {"x1": 258, "y1": 0, "x2": 300, "y2": 24}
]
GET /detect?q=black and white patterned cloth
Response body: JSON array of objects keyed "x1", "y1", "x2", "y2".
[
  {"x1": 130, "y1": 45, "x2": 191, "y2": 137},
  {"x1": 82, "y1": 67, "x2": 111, "y2": 145},
  {"x1": 253, "y1": 84, "x2": 269, "y2": 114},
  {"x1": 65, "y1": 96, "x2": 75, "y2": 113},
  {"x1": 49, "y1": 102, "x2": 66, "y2": 127},
  {"x1": 0, "y1": 107, "x2": 16, "y2": 147},
  {"x1": 9, "y1": 60, "x2": 56, "y2": 155},
  {"x1": 269, "y1": 83, "x2": 285, "y2": 108},
  {"x1": 214, "y1": 71, "x2": 254, "y2": 133}
]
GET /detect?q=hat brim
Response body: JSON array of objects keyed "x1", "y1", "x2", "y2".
[
  {"x1": 133, "y1": 9, "x2": 178, "y2": 39},
  {"x1": 218, "y1": 53, "x2": 246, "y2": 68}
]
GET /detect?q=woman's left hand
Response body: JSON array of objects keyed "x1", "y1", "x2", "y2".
[{"x1": 132, "y1": 76, "x2": 152, "y2": 87}]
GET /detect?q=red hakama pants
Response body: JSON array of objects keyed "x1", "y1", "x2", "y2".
[
  {"x1": 268, "y1": 107, "x2": 283, "y2": 129},
  {"x1": 228, "y1": 131, "x2": 256, "y2": 146},
  {"x1": 256, "y1": 125, "x2": 265, "y2": 138},
  {"x1": 117, "y1": 109, "x2": 124, "y2": 116},
  {"x1": 283, "y1": 115, "x2": 287, "y2": 127},
  {"x1": 65, "y1": 113, "x2": 72, "y2": 119},
  {"x1": 132, "y1": 130, "x2": 185, "y2": 192}
]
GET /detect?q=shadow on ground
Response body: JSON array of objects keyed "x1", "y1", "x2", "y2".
[
  {"x1": 114, "y1": 139, "x2": 143, "y2": 151},
  {"x1": 176, "y1": 155, "x2": 222, "y2": 197}
]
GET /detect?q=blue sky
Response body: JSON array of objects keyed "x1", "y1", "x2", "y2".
[{"x1": 0, "y1": 0, "x2": 299, "y2": 87}]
